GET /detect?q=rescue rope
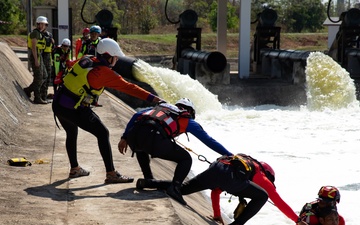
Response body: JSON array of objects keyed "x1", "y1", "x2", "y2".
[
  {"x1": 103, "y1": 91, "x2": 136, "y2": 113},
  {"x1": 104, "y1": 90, "x2": 277, "y2": 208},
  {"x1": 175, "y1": 140, "x2": 211, "y2": 164}
]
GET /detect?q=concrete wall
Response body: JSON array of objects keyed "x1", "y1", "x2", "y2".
[{"x1": 0, "y1": 43, "x2": 32, "y2": 146}]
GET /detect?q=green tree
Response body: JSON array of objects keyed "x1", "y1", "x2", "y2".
[
  {"x1": 208, "y1": 1, "x2": 238, "y2": 32},
  {"x1": 138, "y1": 5, "x2": 158, "y2": 34},
  {"x1": 281, "y1": 0, "x2": 326, "y2": 32},
  {"x1": 0, "y1": 0, "x2": 26, "y2": 34}
]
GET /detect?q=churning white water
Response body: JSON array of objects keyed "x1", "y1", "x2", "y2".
[{"x1": 132, "y1": 52, "x2": 359, "y2": 225}]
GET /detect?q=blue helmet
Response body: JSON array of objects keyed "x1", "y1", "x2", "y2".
[{"x1": 90, "y1": 25, "x2": 101, "y2": 34}]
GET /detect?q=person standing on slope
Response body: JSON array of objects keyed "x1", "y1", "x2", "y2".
[
  {"x1": 118, "y1": 98, "x2": 233, "y2": 205},
  {"x1": 52, "y1": 38, "x2": 163, "y2": 184}
]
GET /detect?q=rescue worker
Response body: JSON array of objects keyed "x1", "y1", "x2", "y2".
[
  {"x1": 52, "y1": 38, "x2": 163, "y2": 184},
  {"x1": 180, "y1": 154, "x2": 269, "y2": 225},
  {"x1": 118, "y1": 98, "x2": 233, "y2": 205},
  {"x1": 75, "y1": 27, "x2": 90, "y2": 58},
  {"x1": 299, "y1": 186, "x2": 345, "y2": 225},
  {"x1": 52, "y1": 38, "x2": 72, "y2": 92},
  {"x1": 77, "y1": 25, "x2": 101, "y2": 59},
  {"x1": 41, "y1": 25, "x2": 55, "y2": 100},
  {"x1": 210, "y1": 153, "x2": 308, "y2": 225},
  {"x1": 23, "y1": 16, "x2": 48, "y2": 104}
]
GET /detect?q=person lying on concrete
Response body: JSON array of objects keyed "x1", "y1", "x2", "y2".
[
  {"x1": 118, "y1": 98, "x2": 232, "y2": 205},
  {"x1": 52, "y1": 38, "x2": 163, "y2": 184}
]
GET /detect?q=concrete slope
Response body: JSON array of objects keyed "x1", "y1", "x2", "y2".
[{"x1": 0, "y1": 42, "x2": 217, "y2": 225}]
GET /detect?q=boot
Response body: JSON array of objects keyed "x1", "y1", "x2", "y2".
[
  {"x1": 136, "y1": 178, "x2": 171, "y2": 190},
  {"x1": 23, "y1": 87, "x2": 31, "y2": 98},
  {"x1": 136, "y1": 178, "x2": 151, "y2": 189},
  {"x1": 33, "y1": 98, "x2": 48, "y2": 104},
  {"x1": 166, "y1": 181, "x2": 187, "y2": 205}
]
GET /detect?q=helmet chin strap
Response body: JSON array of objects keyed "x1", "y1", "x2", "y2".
[
  {"x1": 109, "y1": 56, "x2": 118, "y2": 68},
  {"x1": 96, "y1": 54, "x2": 110, "y2": 67}
]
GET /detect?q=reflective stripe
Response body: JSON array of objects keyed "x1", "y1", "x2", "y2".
[{"x1": 139, "y1": 104, "x2": 190, "y2": 137}]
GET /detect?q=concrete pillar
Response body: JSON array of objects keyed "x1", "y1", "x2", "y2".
[
  {"x1": 57, "y1": 0, "x2": 69, "y2": 43},
  {"x1": 217, "y1": 0, "x2": 227, "y2": 56},
  {"x1": 238, "y1": 0, "x2": 251, "y2": 79}
]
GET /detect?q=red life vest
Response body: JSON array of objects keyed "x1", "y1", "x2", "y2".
[{"x1": 139, "y1": 103, "x2": 191, "y2": 138}]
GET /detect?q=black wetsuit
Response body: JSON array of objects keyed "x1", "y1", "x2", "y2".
[
  {"x1": 127, "y1": 124, "x2": 192, "y2": 182},
  {"x1": 52, "y1": 91, "x2": 115, "y2": 172},
  {"x1": 181, "y1": 160, "x2": 268, "y2": 225},
  {"x1": 124, "y1": 105, "x2": 232, "y2": 185}
]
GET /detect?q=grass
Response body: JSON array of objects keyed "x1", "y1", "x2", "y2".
[
  {"x1": 1, "y1": 32, "x2": 329, "y2": 57},
  {"x1": 119, "y1": 34, "x2": 176, "y2": 44}
]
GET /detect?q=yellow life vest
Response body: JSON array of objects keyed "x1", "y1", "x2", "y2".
[
  {"x1": 27, "y1": 29, "x2": 46, "y2": 52},
  {"x1": 44, "y1": 41, "x2": 53, "y2": 53},
  {"x1": 62, "y1": 56, "x2": 104, "y2": 109},
  {"x1": 43, "y1": 31, "x2": 53, "y2": 53}
]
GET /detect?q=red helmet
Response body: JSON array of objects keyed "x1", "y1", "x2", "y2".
[
  {"x1": 317, "y1": 186, "x2": 340, "y2": 203},
  {"x1": 83, "y1": 28, "x2": 90, "y2": 34},
  {"x1": 260, "y1": 161, "x2": 275, "y2": 183}
]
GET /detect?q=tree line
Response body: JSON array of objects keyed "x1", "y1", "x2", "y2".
[{"x1": 0, "y1": 0, "x2": 359, "y2": 35}]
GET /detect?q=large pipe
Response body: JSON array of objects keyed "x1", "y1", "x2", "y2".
[
  {"x1": 112, "y1": 56, "x2": 137, "y2": 80},
  {"x1": 180, "y1": 49, "x2": 227, "y2": 73},
  {"x1": 261, "y1": 49, "x2": 309, "y2": 62}
]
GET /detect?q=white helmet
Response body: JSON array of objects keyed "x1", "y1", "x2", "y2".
[
  {"x1": 96, "y1": 38, "x2": 125, "y2": 57},
  {"x1": 61, "y1": 38, "x2": 71, "y2": 46},
  {"x1": 175, "y1": 98, "x2": 196, "y2": 119},
  {"x1": 36, "y1": 16, "x2": 48, "y2": 24}
]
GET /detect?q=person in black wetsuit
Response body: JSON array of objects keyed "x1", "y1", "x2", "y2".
[
  {"x1": 180, "y1": 155, "x2": 269, "y2": 225},
  {"x1": 118, "y1": 98, "x2": 233, "y2": 206}
]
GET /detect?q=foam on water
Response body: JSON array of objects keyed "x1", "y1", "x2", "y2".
[
  {"x1": 133, "y1": 59, "x2": 222, "y2": 113},
  {"x1": 131, "y1": 55, "x2": 359, "y2": 225},
  {"x1": 305, "y1": 52, "x2": 358, "y2": 110}
]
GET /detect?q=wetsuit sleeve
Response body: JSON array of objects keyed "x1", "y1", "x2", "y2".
[
  {"x1": 185, "y1": 119, "x2": 232, "y2": 156},
  {"x1": 87, "y1": 66, "x2": 156, "y2": 102},
  {"x1": 253, "y1": 172, "x2": 299, "y2": 223},
  {"x1": 211, "y1": 188, "x2": 223, "y2": 218},
  {"x1": 121, "y1": 109, "x2": 148, "y2": 139}
]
